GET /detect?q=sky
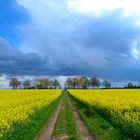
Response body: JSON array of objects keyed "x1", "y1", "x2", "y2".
[{"x1": 1, "y1": 0, "x2": 140, "y2": 87}]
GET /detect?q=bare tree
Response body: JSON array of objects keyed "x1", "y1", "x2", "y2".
[
  {"x1": 49, "y1": 80, "x2": 54, "y2": 88},
  {"x1": 66, "y1": 78, "x2": 73, "y2": 88},
  {"x1": 90, "y1": 77, "x2": 100, "y2": 88},
  {"x1": 53, "y1": 79, "x2": 60, "y2": 89},
  {"x1": 72, "y1": 77, "x2": 79, "y2": 89},
  {"x1": 79, "y1": 76, "x2": 88, "y2": 89},
  {"x1": 9, "y1": 78, "x2": 21, "y2": 89},
  {"x1": 103, "y1": 80, "x2": 111, "y2": 88},
  {"x1": 39, "y1": 78, "x2": 50, "y2": 89},
  {"x1": 23, "y1": 79, "x2": 31, "y2": 89}
]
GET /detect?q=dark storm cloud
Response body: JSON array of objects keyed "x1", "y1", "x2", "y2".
[
  {"x1": 0, "y1": 37, "x2": 47, "y2": 75},
  {"x1": 1, "y1": 0, "x2": 140, "y2": 83},
  {"x1": 19, "y1": 8, "x2": 140, "y2": 81}
]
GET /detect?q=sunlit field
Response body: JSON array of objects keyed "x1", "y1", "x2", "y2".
[
  {"x1": 69, "y1": 89, "x2": 140, "y2": 139},
  {"x1": 0, "y1": 90, "x2": 61, "y2": 140}
]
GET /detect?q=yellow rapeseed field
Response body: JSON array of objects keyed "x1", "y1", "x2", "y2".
[
  {"x1": 69, "y1": 89, "x2": 140, "y2": 139},
  {"x1": 0, "y1": 90, "x2": 61, "y2": 139}
]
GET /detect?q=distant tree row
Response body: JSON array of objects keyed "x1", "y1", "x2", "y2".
[
  {"x1": 126, "y1": 82, "x2": 140, "y2": 89},
  {"x1": 35, "y1": 78, "x2": 60, "y2": 89},
  {"x1": 65, "y1": 76, "x2": 111, "y2": 89},
  {"x1": 9, "y1": 78, "x2": 60, "y2": 89},
  {"x1": 9, "y1": 78, "x2": 21, "y2": 89}
]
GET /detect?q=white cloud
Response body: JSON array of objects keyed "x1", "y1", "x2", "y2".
[
  {"x1": 17, "y1": 0, "x2": 68, "y2": 27},
  {"x1": 132, "y1": 47, "x2": 140, "y2": 59},
  {"x1": 68, "y1": 0, "x2": 140, "y2": 17},
  {"x1": 68, "y1": 0, "x2": 121, "y2": 16},
  {"x1": 50, "y1": 76, "x2": 69, "y2": 87},
  {"x1": 14, "y1": 0, "x2": 140, "y2": 82},
  {"x1": 132, "y1": 41, "x2": 140, "y2": 59},
  {"x1": 0, "y1": 74, "x2": 68, "y2": 88},
  {"x1": 0, "y1": 75, "x2": 9, "y2": 89}
]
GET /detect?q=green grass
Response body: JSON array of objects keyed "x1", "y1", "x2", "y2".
[
  {"x1": 52, "y1": 91, "x2": 78, "y2": 140},
  {"x1": 2, "y1": 97, "x2": 61, "y2": 140},
  {"x1": 0, "y1": 90, "x2": 61, "y2": 140},
  {"x1": 69, "y1": 89, "x2": 140, "y2": 139},
  {"x1": 69, "y1": 92, "x2": 132, "y2": 140}
]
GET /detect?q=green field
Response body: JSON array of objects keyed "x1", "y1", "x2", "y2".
[
  {"x1": 0, "y1": 89, "x2": 140, "y2": 140},
  {"x1": 69, "y1": 89, "x2": 140, "y2": 139},
  {"x1": 52, "y1": 90, "x2": 78, "y2": 140},
  {"x1": 0, "y1": 90, "x2": 61, "y2": 140}
]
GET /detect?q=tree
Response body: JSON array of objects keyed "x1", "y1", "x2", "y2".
[
  {"x1": 72, "y1": 77, "x2": 79, "y2": 88},
  {"x1": 39, "y1": 78, "x2": 50, "y2": 89},
  {"x1": 65, "y1": 77, "x2": 80, "y2": 89},
  {"x1": 33, "y1": 79, "x2": 41, "y2": 89},
  {"x1": 9, "y1": 78, "x2": 21, "y2": 89},
  {"x1": 79, "y1": 76, "x2": 88, "y2": 89},
  {"x1": 53, "y1": 79, "x2": 60, "y2": 89},
  {"x1": 103, "y1": 80, "x2": 111, "y2": 88},
  {"x1": 49, "y1": 80, "x2": 54, "y2": 88},
  {"x1": 66, "y1": 78, "x2": 73, "y2": 88},
  {"x1": 127, "y1": 82, "x2": 134, "y2": 88},
  {"x1": 90, "y1": 77, "x2": 100, "y2": 88},
  {"x1": 23, "y1": 79, "x2": 31, "y2": 89}
]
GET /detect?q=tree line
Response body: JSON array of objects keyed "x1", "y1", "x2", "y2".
[
  {"x1": 9, "y1": 78, "x2": 60, "y2": 89},
  {"x1": 9, "y1": 76, "x2": 111, "y2": 89},
  {"x1": 65, "y1": 76, "x2": 111, "y2": 89},
  {"x1": 9, "y1": 76, "x2": 139, "y2": 89}
]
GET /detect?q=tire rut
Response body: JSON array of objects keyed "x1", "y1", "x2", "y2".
[
  {"x1": 35, "y1": 92, "x2": 94, "y2": 140},
  {"x1": 66, "y1": 93, "x2": 94, "y2": 140},
  {"x1": 34, "y1": 96, "x2": 63, "y2": 140}
]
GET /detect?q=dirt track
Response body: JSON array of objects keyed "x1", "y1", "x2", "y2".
[
  {"x1": 35, "y1": 97, "x2": 63, "y2": 140},
  {"x1": 66, "y1": 93, "x2": 94, "y2": 140},
  {"x1": 35, "y1": 91, "x2": 94, "y2": 140}
]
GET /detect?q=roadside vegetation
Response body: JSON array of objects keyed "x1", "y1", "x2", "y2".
[
  {"x1": 69, "y1": 89, "x2": 140, "y2": 140},
  {"x1": 0, "y1": 90, "x2": 61, "y2": 140},
  {"x1": 1, "y1": 89, "x2": 140, "y2": 140},
  {"x1": 52, "y1": 90, "x2": 78, "y2": 140}
]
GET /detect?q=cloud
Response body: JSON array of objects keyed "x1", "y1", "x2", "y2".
[
  {"x1": 0, "y1": 74, "x2": 10, "y2": 88},
  {"x1": 68, "y1": 0, "x2": 140, "y2": 17},
  {"x1": 0, "y1": 0, "x2": 140, "y2": 84},
  {"x1": 0, "y1": 37, "x2": 47, "y2": 75}
]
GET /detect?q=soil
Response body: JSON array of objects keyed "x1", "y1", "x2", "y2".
[
  {"x1": 34, "y1": 97, "x2": 63, "y2": 140},
  {"x1": 51, "y1": 134, "x2": 69, "y2": 140},
  {"x1": 66, "y1": 94, "x2": 94, "y2": 140},
  {"x1": 35, "y1": 92, "x2": 94, "y2": 140}
]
